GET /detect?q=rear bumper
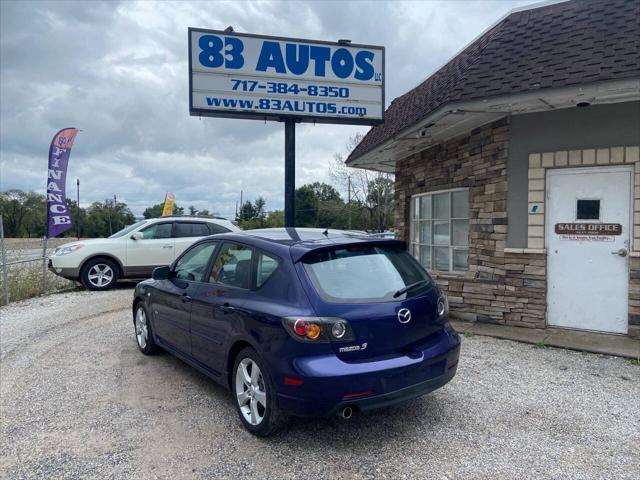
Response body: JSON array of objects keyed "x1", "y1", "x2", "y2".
[
  {"x1": 329, "y1": 359, "x2": 458, "y2": 415},
  {"x1": 275, "y1": 326, "x2": 461, "y2": 417}
]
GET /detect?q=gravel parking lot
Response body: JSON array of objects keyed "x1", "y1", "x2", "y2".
[{"x1": 1, "y1": 288, "x2": 638, "y2": 479}]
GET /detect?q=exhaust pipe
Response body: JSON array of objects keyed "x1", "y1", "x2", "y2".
[{"x1": 339, "y1": 406, "x2": 353, "y2": 420}]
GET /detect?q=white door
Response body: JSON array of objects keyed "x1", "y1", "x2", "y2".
[
  {"x1": 547, "y1": 166, "x2": 631, "y2": 334},
  {"x1": 126, "y1": 221, "x2": 175, "y2": 273}
]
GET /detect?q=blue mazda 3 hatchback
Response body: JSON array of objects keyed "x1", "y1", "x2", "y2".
[{"x1": 132, "y1": 228, "x2": 460, "y2": 436}]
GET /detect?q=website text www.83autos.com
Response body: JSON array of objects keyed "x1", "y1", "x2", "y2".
[{"x1": 202, "y1": 78, "x2": 368, "y2": 116}]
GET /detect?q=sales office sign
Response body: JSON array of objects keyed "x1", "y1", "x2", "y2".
[
  {"x1": 188, "y1": 28, "x2": 384, "y2": 125},
  {"x1": 555, "y1": 223, "x2": 622, "y2": 242}
]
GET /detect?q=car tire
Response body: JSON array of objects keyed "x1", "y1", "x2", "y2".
[
  {"x1": 134, "y1": 302, "x2": 157, "y2": 355},
  {"x1": 81, "y1": 258, "x2": 119, "y2": 291},
  {"x1": 232, "y1": 347, "x2": 287, "y2": 437}
]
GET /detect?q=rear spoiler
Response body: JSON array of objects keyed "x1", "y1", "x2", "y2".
[{"x1": 290, "y1": 239, "x2": 407, "y2": 263}]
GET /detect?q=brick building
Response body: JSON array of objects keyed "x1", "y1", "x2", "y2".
[{"x1": 347, "y1": 0, "x2": 640, "y2": 338}]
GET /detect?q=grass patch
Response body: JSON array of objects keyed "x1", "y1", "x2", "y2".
[
  {"x1": 534, "y1": 340, "x2": 548, "y2": 349},
  {"x1": 627, "y1": 358, "x2": 640, "y2": 367},
  {"x1": 463, "y1": 331, "x2": 474, "y2": 338},
  {"x1": 0, "y1": 259, "x2": 75, "y2": 306}
]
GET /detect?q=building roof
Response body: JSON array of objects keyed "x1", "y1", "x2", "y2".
[{"x1": 347, "y1": 0, "x2": 640, "y2": 164}]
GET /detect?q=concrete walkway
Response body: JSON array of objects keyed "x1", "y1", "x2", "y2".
[{"x1": 451, "y1": 320, "x2": 640, "y2": 359}]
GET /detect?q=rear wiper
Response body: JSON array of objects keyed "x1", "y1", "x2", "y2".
[{"x1": 393, "y1": 280, "x2": 430, "y2": 298}]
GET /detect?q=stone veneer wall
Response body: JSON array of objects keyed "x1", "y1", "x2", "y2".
[{"x1": 395, "y1": 118, "x2": 547, "y2": 328}]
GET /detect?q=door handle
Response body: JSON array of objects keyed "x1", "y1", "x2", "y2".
[
  {"x1": 215, "y1": 303, "x2": 236, "y2": 314},
  {"x1": 162, "y1": 244, "x2": 173, "y2": 249},
  {"x1": 611, "y1": 248, "x2": 628, "y2": 257},
  {"x1": 181, "y1": 294, "x2": 192, "y2": 303}
]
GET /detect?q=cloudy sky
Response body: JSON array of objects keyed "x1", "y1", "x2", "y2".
[{"x1": 1, "y1": 0, "x2": 532, "y2": 218}]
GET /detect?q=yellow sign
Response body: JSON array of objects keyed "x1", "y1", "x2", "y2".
[{"x1": 161, "y1": 192, "x2": 175, "y2": 216}]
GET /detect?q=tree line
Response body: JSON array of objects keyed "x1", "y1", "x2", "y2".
[
  {"x1": 236, "y1": 178, "x2": 394, "y2": 232},
  {"x1": 234, "y1": 134, "x2": 396, "y2": 232},
  {"x1": 1, "y1": 179, "x2": 394, "y2": 239},
  {"x1": 0, "y1": 191, "x2": 216, "y2": 238}
]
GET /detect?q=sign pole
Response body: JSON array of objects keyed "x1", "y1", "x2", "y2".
[{"x1": 284, "y1": 119, "x2": 296, "y2": 227}]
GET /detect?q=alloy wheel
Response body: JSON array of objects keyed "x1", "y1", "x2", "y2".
[
  {"x1": 235, "y1": 358, "x2": 267, "y2": 426},
  {"x1": 135, "y1": 307, "x2": 148, "y2": 349},
  {"x1": 88, "y1": 263, "x2": 114, "y2": 288}
]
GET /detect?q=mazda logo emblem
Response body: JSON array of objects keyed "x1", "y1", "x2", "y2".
[{"x1": 397, "y1": 308, "x2": 411, "y2": 324}]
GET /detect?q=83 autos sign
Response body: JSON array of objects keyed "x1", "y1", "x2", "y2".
[{"x1": 188, "y1": 28, "x2": 384, "y2": 125}]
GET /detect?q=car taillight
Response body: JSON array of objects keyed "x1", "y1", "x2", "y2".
[
  {"x1": 294, "y1": 319, "x2": 309, "y2": 336},
  {"x1": 282, "y1": 317, "x2": 355, "y2": 343}
]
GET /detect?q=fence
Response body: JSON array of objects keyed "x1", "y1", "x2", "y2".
[{"x1": 0, "y1": 215, "x2": 75, "y2": 306}]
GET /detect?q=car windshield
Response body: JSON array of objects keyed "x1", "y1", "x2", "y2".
[
  {"x1": 302, "y1": 244, "x2": 432, "y2": 303},
  {"x1": 108, "y1": 220, "x2": 147, "y2": 238}
]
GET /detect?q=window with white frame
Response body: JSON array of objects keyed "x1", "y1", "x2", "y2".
[{"x1": 410, "y1": 189, "x2": 469, "y2": 272}]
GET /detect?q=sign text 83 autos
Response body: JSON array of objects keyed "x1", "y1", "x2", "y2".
[{"x1": 198, "y1": 35, "x2": 379, "y2": 82}]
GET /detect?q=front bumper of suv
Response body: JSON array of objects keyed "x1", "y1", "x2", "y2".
[{"x1": 48, "y1": 258, "x2": 80, "y2": 280}]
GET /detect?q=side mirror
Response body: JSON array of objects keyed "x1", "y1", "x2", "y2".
[
  {"x1": 152, "y1": 266, "x2": 171, "y2": 280},
  {"x1": 131, "y1": 232, "x2": 144, "y2": 240}
]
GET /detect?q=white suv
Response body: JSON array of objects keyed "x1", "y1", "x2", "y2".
[{"x1": 49, "y1": 216, "x2": 240, "y2": 290}]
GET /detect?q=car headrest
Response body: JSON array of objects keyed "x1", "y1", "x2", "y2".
[{"x1": 234, "y1": 259, "x2": 251, "y2": 289}]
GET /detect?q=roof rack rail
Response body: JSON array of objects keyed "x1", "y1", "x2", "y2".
[{"x1": 154, "y1": 214, "x2": 230, "y2": 221}]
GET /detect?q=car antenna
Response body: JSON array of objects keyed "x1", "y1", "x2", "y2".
[{"x1": 322, "y1": 228, "x2": 328, "y2": 236}]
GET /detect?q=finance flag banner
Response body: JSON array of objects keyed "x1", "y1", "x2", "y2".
[
  {"x1": 47, "y1": 128, "x2": 79, "y2": 238},
  {"x1": 162, "y1": 192, "x2": 175, "y2": 216}
]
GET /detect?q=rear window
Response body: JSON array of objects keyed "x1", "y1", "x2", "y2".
[
  {"x1": 207, "y1": 223, "x2": 231, "y2": 235},
  {"x1": 302, "y1": 245, "x2": 432, "y2": 303},
  {"x1": 174, "y1": 222, "x2": 210, "y2": 238}
]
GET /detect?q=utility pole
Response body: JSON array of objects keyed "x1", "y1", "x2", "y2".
[
  {"x1": 348, "y1": 175, "x2": 352, "y2": 230},
  {"x1": 239, "y1": 190, "x2": 243, "y2": 221},
  {"x1": 106, "y1": 197, "x2": 112, "y2": 236},
  {"x1": 76, "y1": 179, "x2": 80, "y2": 240},
  {"x1": 113, "y1": 194, "x2": 118, "y2": 232},
  {"x1": 377, "y1": 179, "x2": 382, "y2": 232}
]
